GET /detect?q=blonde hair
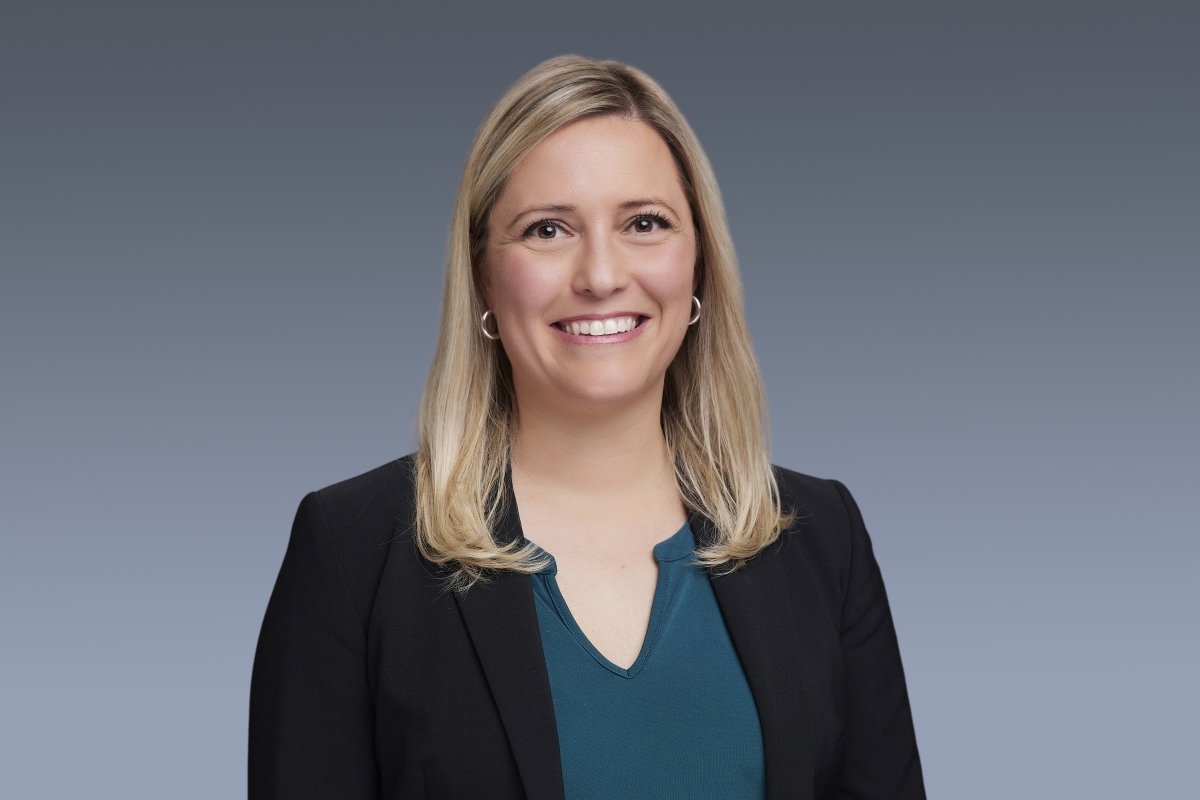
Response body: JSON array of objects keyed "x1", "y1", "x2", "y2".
[{"x1": 416, "y1": 55, "x2": 790, "y2": 587}]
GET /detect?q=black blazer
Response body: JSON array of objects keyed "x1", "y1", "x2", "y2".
[{"x1": 249, "y1": 456, "x2": 924, "y2": 799}]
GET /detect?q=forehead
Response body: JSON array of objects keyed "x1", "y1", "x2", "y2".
[{"x1": 495, "y1": 115, "x2": 685, "y2": 213}]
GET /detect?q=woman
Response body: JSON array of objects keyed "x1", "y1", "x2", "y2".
[{"x1": 249, "y1": 56, "x2": 924, "y2": 800}]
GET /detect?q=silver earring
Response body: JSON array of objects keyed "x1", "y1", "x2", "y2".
[
  {"x1": 688, "y1": 295, "x2": 701, "y2": 326},
  {"x1": 480, "y1": 310, "x2": 501, "y2": 340}
]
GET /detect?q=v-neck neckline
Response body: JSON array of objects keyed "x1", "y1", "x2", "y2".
[{"x1": 533, "y1": 522, "x2": 694, "y2": 678}]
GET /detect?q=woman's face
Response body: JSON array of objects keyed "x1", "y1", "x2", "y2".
[{"x1": 483, "y1": 115, "x2": 697, "y2": 414}]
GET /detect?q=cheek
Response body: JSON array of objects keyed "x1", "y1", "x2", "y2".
[
  {"x1": 489, "y1": 251, "x2": 561, "y2": 320},
  {"x1": 636, "y1": 239, "x2": 696, "y2": 306}
]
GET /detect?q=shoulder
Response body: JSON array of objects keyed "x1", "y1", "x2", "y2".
[
  {"x1": 772, "y1": 465, "x2": 851, "y2": 520},
  {"x1": 309, "y1": 454, "x2": 417, "y2": 540},
  {"x1": 297, "y1": 454, "x2": 425, "y2": 617},
  {"x1": 769, "y1": 464, "x2": 871, "y2": 598},
  {"x1": 772, "y1": 464, "x2": 861, "y2": 542}
]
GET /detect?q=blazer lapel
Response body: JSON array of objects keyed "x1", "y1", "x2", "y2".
[
  {"x1": 455, "y1": 489, "x2": 565, "y2": 800},
  {"x1": 693, "y1": 511, "x2": 816, "y2": 800}
]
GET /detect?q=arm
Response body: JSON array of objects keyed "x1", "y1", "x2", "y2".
[
  {"x1": 831, "y1": 480, "x2": 925, "y2": 800},
  {"x1": 249, "y1": 492, "x2": 379, "y2": 799}
]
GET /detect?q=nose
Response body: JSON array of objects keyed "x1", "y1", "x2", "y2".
[{"x1": 571, "y1": 230, "x2": 628, "y2": 299}]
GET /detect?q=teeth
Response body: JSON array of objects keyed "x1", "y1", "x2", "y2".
[{"x1": 559, "y1": 316, "x2": 639, "y2": 336}]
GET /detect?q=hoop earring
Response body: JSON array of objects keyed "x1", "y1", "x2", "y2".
[
  {"x1": 480, "y1": 310, "x2": 501, "y2": 340},
  {"x1": 688, "y1": 295, "x2": 701, "y2": 326}
]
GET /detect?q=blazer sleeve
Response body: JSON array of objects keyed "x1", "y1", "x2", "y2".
[
  {"x1": 249, "y1": 492, "x2": 379, "y2": 799},
  {"x1": 831, "y1": 480, "x2": 925, "y2": 799}
]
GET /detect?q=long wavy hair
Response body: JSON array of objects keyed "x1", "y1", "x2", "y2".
[{"x1": 415, "y1": 55, "x2": 790, "y2": 587}]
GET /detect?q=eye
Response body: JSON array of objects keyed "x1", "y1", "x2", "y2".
[
  {"x1": 523, "y1": 220, "x2": 564, "y2": 240},
  {"x1": 630, "y1": 214, "x2": 671, "y2": 234}
]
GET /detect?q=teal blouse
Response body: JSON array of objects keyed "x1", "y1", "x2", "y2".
[{"x1": 530, "y1": 522, "x2": 766, "y2": 800}]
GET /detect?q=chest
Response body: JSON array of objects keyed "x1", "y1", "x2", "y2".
[
  {"x1": 517, "y1": 504, "x2": 688, "y2": 669},
  {"x1": 365, "y1": 540, "x2": 847, "y2": 800},
  {"x1": 531, "y1": 541, "x2": 767, "y2": 799}
]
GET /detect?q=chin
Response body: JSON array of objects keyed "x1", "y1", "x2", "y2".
[{"x1": 558, "y1": 374, "x2": 656, "y2": 407}]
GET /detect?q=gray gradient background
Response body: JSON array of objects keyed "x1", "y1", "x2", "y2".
[{"x1": 2, "y1": 1, "x2": 1197, "y2": 797}]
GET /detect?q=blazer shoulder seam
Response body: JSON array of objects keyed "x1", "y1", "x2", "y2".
[
  {"x1": 827, "y1": 478, "x2": 860, "y2": 616},
  {"x1": 309, "y1": 489, "x2": 370, "y2": 640}
]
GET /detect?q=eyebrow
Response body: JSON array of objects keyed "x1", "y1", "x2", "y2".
[
  {"x1": 509, "y1": 204, "x2": 575, "y2": 226},
  {"x1": 507, "y1": 198, "x2": 680, "y2": 229},
  {"x1": 618, "y1": 197, "x2": 676, "y2": 213}
]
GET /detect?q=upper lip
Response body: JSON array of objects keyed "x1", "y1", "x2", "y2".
[{"x1": 553, "y1": 311, "x2": 646, "y2": 324}]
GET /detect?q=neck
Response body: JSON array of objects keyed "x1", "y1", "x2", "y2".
[{"x1": 509, "y1": 378, "x2": 674, "y2": 502}]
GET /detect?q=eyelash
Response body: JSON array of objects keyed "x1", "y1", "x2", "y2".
[
  {"x1": 630, "y1": 213, "x2": 674, "y2": 233},
  {"x1": 520, "y1": 212, "x2": 675, "y2": 239}
]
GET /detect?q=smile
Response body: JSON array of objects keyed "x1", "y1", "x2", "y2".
[{"x1": 553, "y1": 315, "x2": 644, "y2": 337}]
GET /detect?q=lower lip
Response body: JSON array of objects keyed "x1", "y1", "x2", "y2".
[{"x1": 550, "y1": 319, "x2": 648, "y2": 345}]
